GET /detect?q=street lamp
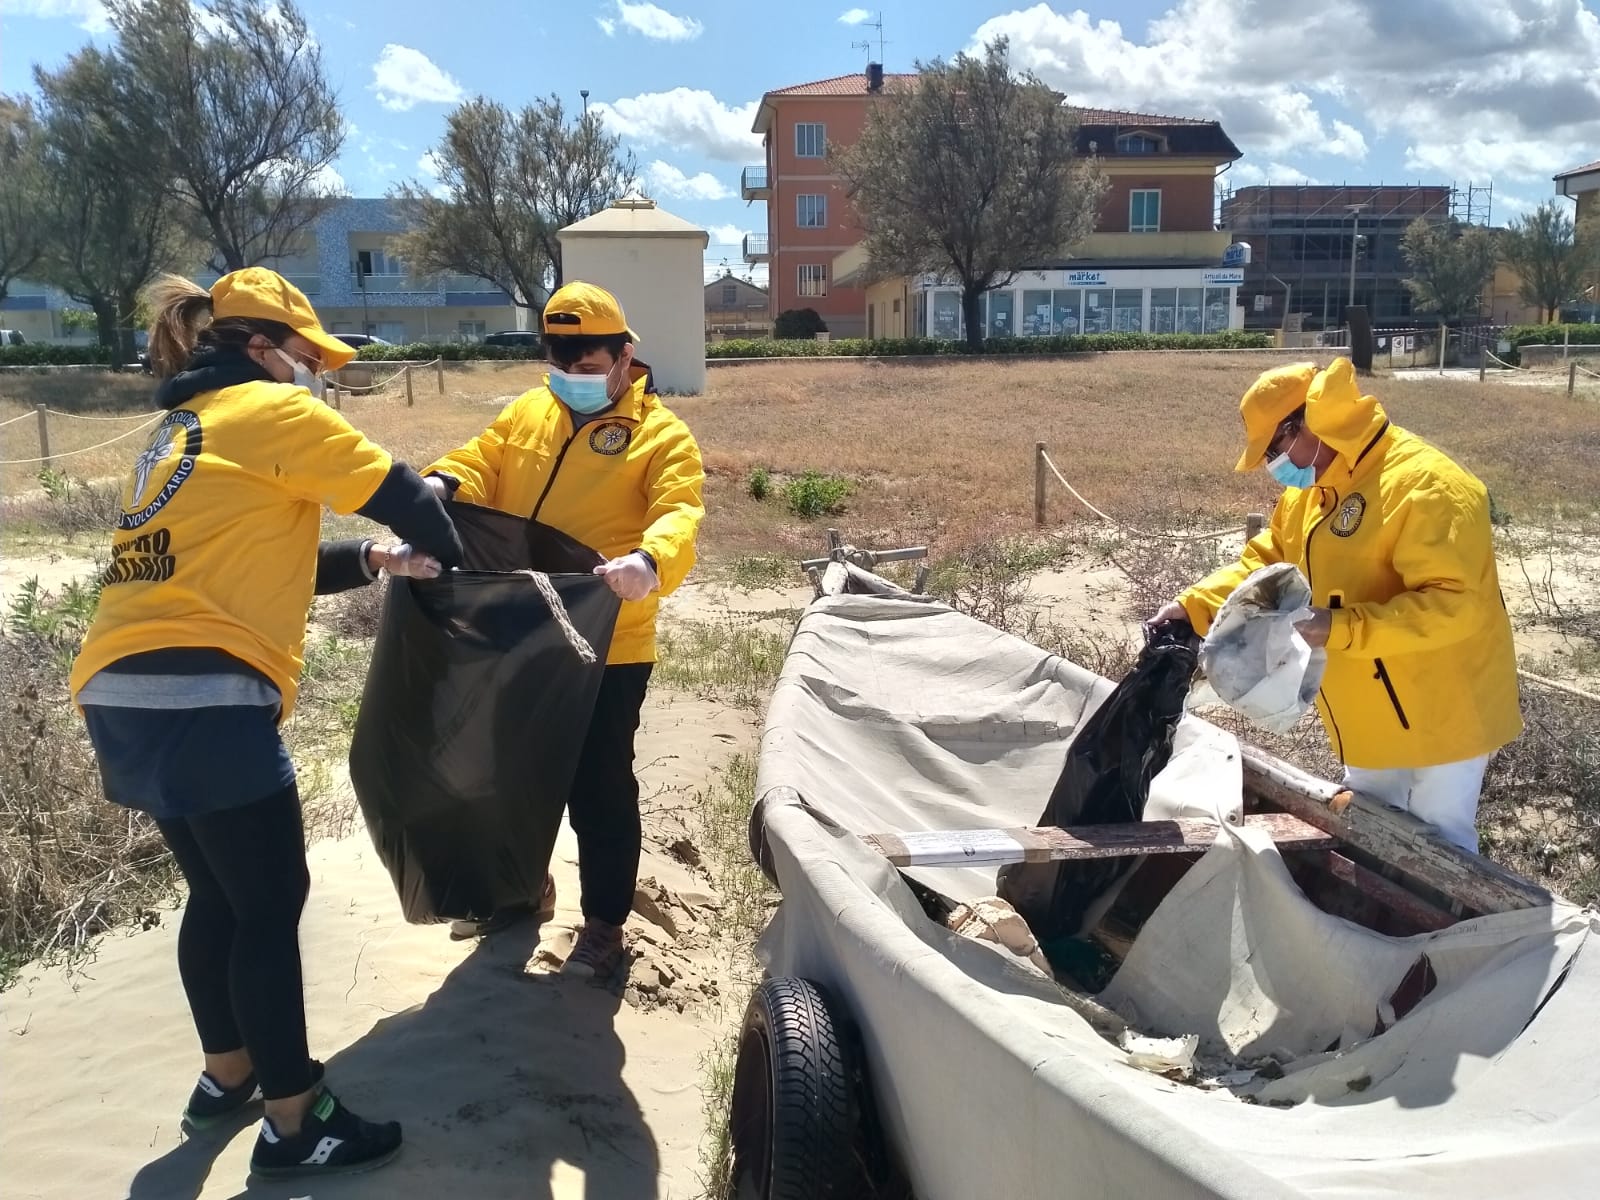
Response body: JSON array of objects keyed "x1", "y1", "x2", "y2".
[{"x1": 1345, "y1": 202, "x2": 1369, "y2": 308}]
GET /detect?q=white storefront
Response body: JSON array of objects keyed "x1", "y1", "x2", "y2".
[{"x1": 914, "y1": 266, "x2": 1245, "y2": 339}]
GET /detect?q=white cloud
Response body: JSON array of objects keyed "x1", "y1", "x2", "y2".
[
  {"x1": 706, "y1": 223, "x2": 750, "y2": 245},
  {"x1": 594, "y1": 88, "x2": 763, "y2": 163},
  {"x1": 1325, "y1": 120, "x2": 1367, "y2": 160},
  {"x1": 601, "y1": 1, "x2": 702, "y2": 41},
  {"x1": 839, "y1": 7, "x2": 872, "y2": 24},
  {"x1": 0, "y1": 0, "x2": 109, "y2": 32},
  {"x1": 1229, "y1": 161, "x2": 1322, "y2": 187},
  {"x1": 972, "y1": 0, "x2": 1600, "y2": 186},
  {"x1": 646, "y1": 160, "x2": 735, "y2": 202},
  {"x1": 369, "y1": 45, "x2": 465, "y2": 113},
  {"x1": 416, "y1": 152, "x2": 450, "y2": 198}
]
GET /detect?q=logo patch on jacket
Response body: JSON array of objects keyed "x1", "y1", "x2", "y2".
[
  {"x1": 1331, "y1": 493, "x2": 1367, "y2": 537},
  {"x1": 588, "y1": 422, "x2": 630, "y2": 456},
  {"x1": 120, "y1": 410, "x2": 203, "y2": 530}
]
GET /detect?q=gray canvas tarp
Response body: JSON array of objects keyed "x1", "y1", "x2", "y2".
[{"x1": 755, "y1": 594, "x2": 1598, "y2": 1200}]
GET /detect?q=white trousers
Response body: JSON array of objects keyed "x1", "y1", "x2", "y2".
[{"x1": 1342, "y1": 755, "x2": 1491, "y2": 854}]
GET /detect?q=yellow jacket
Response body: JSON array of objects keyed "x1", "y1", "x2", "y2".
[
  {"x1": 1179, "y1": 359, "x2": 1521, "y2": 770},
  {"x1": 426, "y1": 366, "x2": 704, "y2": 665}
]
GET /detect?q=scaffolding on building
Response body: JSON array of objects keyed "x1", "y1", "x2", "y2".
[{"x1": 1215, "y1": 181, "x2": 1493, "y2": 331}]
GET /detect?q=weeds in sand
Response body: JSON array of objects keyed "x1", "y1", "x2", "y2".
[
  {"x1": 656, "y1": 620, "x2": 790, "y2": 709},
  {"x1": 783, "y1": 471, "x2": 851, "y2": 519},
  {"x1": 5, "y1": 470, "x2": 122, "y2": 538},
  {"x1": 7, "y1": 574, "x2": 101, "y2": 671},
  {"x1": 726, "y1": 554, "x2": 794, "y2": 592},
  {"x1": 927, "y1": 537, "x2": 1058, "y2": 634}
]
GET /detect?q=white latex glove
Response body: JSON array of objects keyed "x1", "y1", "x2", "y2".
[
  {"x1": 594, "y1": 552, "x2": 659, "y2": 602},
  {"x1": 423, "y1": 475, "x2": 450, "y2": 500},
  {"x1": 371, "y1": 543, "x2": 442, "y2": 579}
]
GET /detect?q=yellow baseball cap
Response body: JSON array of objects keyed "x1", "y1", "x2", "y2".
[
  {"x1": 541, "y1": 281, "x2": 639, "y2": 343},
  {"x1": 1234, "y1": 361, "x2": 1317, "y2": 472},
  {"x1": 209, "y1": 268, "x2": 356, "y2": 370}
]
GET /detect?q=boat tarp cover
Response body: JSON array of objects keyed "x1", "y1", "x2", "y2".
[{"x1": 754, "y1": 594, "x2": 1598, "y2": 1200}]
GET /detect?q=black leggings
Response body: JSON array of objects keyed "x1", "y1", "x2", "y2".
[{"x1": 156, "y1": 785, "x2": 315, "y2": 1100}]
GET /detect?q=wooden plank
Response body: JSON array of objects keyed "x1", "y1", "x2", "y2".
[
  {"x1": 1240, "y1": 744, "x2": 1552, "y2": 914},
  {"x1": 1320, "y1": 851, "x2": 1457, "y2": 933},
  {"x1": 861, "y1": 812, "x2": 1335, "y2": 869}
]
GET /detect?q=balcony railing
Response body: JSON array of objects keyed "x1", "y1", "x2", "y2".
[
  {"x1": 440, "y1": 274, "x2": 506, "y2": 293},
  {"x1": 351, "y1": 273, "x2": 413, "y2": 293},
  {"x1": 741, "y1": 165, "x2": 771, "y2": 200},
  {"x1": 743, "y1": 233, "x2": 770, "y2": 263}
]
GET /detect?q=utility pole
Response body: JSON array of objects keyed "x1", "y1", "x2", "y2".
[{"x1": 1346, "y1": 202, "x2": 1368, "y2": 308}]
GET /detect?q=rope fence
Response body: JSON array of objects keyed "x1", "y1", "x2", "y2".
[
  {"x1": 0, "y1": 410, "x2": 163, "y2": 467},
  {"x1": 1034, "y1": 444, "x2": 1261, "y2": 544},
  {"x1": 1476, "y1": 348, "x2": 1595, "y2": 397},
  {"x1": 326, "y1": 358, "x2": 446, "y2": 408}
]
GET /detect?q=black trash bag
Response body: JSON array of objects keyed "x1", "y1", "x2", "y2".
[
  {"x1": 350, "y1": 501, "x2": 621, "y2": 924},
  {"x1": 996, "y1": 620, "x2": 1201, "y2": 946}
]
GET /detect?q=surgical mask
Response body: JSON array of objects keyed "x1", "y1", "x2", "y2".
[
  {"x1": 547, "y1": 364, "x2": 618, "y2": 414},
  {"x1": 1266, "y1": 451, "x2": 1316, "y2": 489},
  {"x1": 275, "y1": 348, "x2": 325, "y2": 401}
]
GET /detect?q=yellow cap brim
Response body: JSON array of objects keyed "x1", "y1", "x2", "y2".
[
  {"x1": 296, "y1": 324, "x2": 357, "y2": 371},
  {"x1": 1235, "y1": 432, "x2": 1273, "y2": 473}
]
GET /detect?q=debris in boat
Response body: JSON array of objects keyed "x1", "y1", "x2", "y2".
[
  {"x1": 1120, "y1": 1030, "x2": 1199, "y2": 1078},
  {"x1": 947, "y1": 897, "x2": 1052, "y2": 975},
  {"x1": 998, "y1": 620, "x2": 1202, "y2": 944},
  {"x1": 1194, "y1": 561, "x2": 1325, "y2": 735}
]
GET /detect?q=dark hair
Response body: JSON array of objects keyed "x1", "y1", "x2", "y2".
[
  {"x1": 544, "y1": 332, "x2": 631, "y2": 369},
  {"x1": 144, "y1": 273, "x2": 295, "y2": 378}
]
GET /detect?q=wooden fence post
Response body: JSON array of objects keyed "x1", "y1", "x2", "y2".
[
  {"x1": 405, "y1": 365, "x2": 415, "y2": 408},
  {"x1": 1245, "y1": 512, "x2": 1266, "y2": 541},
  {"x1": 1570, "y1": 360, "x2": 1579, "y2": 399},
  {"x1": 1478, "y1": 346, "x2": 1487, "y2": 383},
  {"x1": 1034, "y1": 442, "x2": 1047, "y2": 528},
  {"x1": 35, "y1": 405, "x2": 52, "y2": 468},
  {"x1": 436, "y1": 357, "x2": 445, "y2": 394}
]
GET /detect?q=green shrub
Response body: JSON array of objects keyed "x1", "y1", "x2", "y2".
[
  {"x1": 783, "y1": 471, "x2": 851, "y2": 518},
  {"x1": 0, "y1": 344, "x2": 117, "y2": 367},
  {"x1": 352, "y1": 341, "x2": 542, "y2": 362},
  {"x1": 704, "y1": 330, "x2": 1274, "y2": 359},
  {"x1": 1499, "y1": 323, "x2": 1600, "y2": 365},
  {"x1": 747, "y1": 466, "x2": 771, "y2": 501},
  {"x1": 773, "y1": 307, "x2": 828, "y2": 339}
]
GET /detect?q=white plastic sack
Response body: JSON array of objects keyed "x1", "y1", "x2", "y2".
[{"x1": 1194, "y1": 562, "x2": 1325, "y2": 735}]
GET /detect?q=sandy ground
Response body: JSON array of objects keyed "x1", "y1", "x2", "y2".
[{"x1": 0, "y1": 691, "x2": 752, "y2": 1200}]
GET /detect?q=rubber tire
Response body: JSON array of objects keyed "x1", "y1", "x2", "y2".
[{"x1": 728, "y1": 977, "x2": 865, "y2": 1200}]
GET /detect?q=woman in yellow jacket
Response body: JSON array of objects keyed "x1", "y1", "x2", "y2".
[
  {"x1": 70, "y1": 269, "x2": 462, "y2": 1180},
  {"x1": 1149, "y1": 357, "x2": 1521, "y2": 853},
  {"x1": 424, "y1": 281, "x2": 705, "y2": 979}
]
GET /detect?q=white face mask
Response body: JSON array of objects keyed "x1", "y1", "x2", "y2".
[{"x1": 275, "y1": 348, "x2": 325, "y2": 400}]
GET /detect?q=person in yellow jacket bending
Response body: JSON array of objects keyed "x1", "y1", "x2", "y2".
[
  {"x1": 1147, "y1": 356, "x2": 1521, "y2": 853},
  {"x1": 424, "y1": 281, "x2": 705, "y2": 979}
]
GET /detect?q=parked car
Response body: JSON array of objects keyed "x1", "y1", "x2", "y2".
[
  {"x1": 333, "y1": 333, "x2": 393, "y2": 350},
  {"x1": 483, "y1": 331, "x2": 541, "y2": 349},
  {"x1": 0, "y1": 328, "x2": 26, "y2": 346}
]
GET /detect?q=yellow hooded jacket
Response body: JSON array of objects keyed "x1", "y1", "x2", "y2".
[
  {"x1": 1179, "y1": 359, "x2": 1522, "y2": 770},
  {"x1": 426, "y1": 365, "x2": 704, "y2": 665}
]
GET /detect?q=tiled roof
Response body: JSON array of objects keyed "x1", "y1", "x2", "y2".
[
  {"x1": 1068, "y1": 107, "x2": 1213, "y2": 127},
  {"x1": 1556, "y1": 159, "x2": 1600, "y2": 178},
  {"x1": 765, "y1": 72, "x2": 920, "y2": 97}
]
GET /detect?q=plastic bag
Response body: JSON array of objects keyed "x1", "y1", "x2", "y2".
[
  {"x1": 996, "y1": 621, "x2": 1200, "y2": 945},
  {"x1": 1194, "y1": 562, "x2": 1325, "y2": 735},
  {"x1": 350, "y1": 502, "x2": 620, "y2": 924}
]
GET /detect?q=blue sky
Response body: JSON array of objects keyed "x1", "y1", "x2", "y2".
[{"x1": 4, "y1": 0, "x2": 1597, "y2": 290}]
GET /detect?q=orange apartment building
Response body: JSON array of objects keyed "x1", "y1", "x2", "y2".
[{"x1": 743, "y1": 67, "x2": 1246, "y2": 339}]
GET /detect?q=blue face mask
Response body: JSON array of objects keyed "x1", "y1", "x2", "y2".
[
  {"x1": 1266, "y1": 451, "x2": 1316, "y2": 489},
  {"x1": 547, "y1": 364, "x2": 618, "y2": 414}
]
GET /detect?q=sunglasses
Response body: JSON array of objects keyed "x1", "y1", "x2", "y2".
[{"x1": 1267, "y1": 413, "x2": 1303, "y2": 459}]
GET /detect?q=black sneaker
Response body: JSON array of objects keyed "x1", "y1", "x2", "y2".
[
  {"x1": 249, "y1": 1087, "x2": 402, "y2": 1179},
  {"x1": 182, "y1": 1059, "x2": 326, "y2": 1132}
]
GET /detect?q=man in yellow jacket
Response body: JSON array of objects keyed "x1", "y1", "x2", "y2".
[
  {"x1": 424, "y1": 282, "x2": 705, "y2": 978},
  {"x1": 1148, "y1": 357, "x2": 1521, "y2": 853}
]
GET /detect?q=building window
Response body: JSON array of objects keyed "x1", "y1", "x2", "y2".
[
  {"x1": 931, "y1": 290, "x2": 962, "y2": 338},
  {"x1": 796, "y1": 194, "x2": 827, "y2": 228},
  {"x1": 1113, "y1": 289, "x2": 1143, "y2": 332},
  {"x1": 721, "y1": 283, "x2": 738, "y2": 306},
  {"x1": 1022, "y1": 289, "x2": 1083, "y2": 335},
  {"x1": 1117, "y1": 133, "x2": 1163, "y2": 154},
  {"x1": 1204, "y1": 287, "x2": 1232, "y2": 333},
  {"x1": 458, "y1": 320, "x2": 486, "y2": 342},
  {"x1": 368, "y1": 321, "x2": 407, "y2": 342},
  {"x1": 987, "y1": 290, "x2": 1014, "y2": 337},
  {"x1": 891, "y1": 297, "x2": 901, "y2": 313},
  {"x1": 355, "y1": 248, "x2": 404, "y2": 277},
  {"x1": 1177, "y1": 288, "x2": 1204, "y2": 334},
  {"x1": 1129, "y1": 189, "x2": 1161, "y2": 233},
  {"x1": 797, "y1": 264, "x2": 827, "y2": 297},
  {"x1": 1149, "y1": 288, "x2": 1177, "y2": 334},
  {"x1": 1083, "y1": 288, "x2": 1114, "y2": 333},
  {"x1": 795, "y1": 123, "x2": 826, "y2": 159}
]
